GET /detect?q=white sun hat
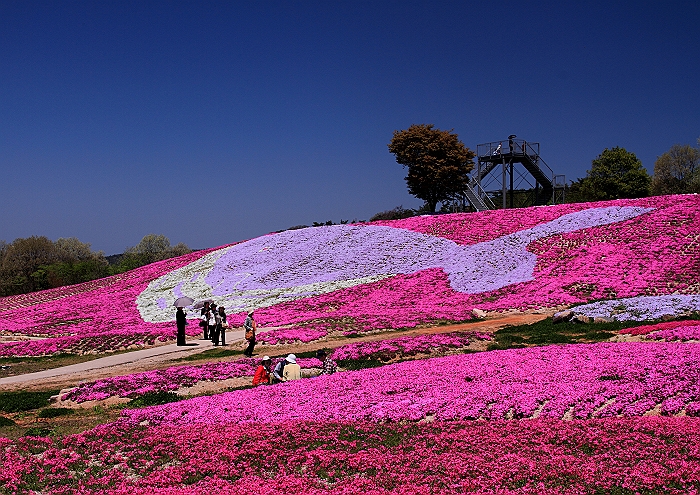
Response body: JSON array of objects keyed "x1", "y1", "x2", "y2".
[{"x1": 286, "y1": 354, "x2": 297, "y2": 364}]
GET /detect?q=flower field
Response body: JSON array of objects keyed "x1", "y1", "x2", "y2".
[
  {"x1": 2, "y1": 194, "x2": 700, "y2": 493},
  {"x1": 2, "y1": 417, "x2": 700, "y2": 494},
  {"x1": 0, "y1": 195, "x2": 698, "y2": 355},
  {"x1": 122, "y1": 342, "x2": 700, "y2": 425},
  {"x1": 62, "y1": 357, "x2": 323, "y2": 403},
  {"x1": 61, "y1": 332, "x2": 491, "y2": 403}
]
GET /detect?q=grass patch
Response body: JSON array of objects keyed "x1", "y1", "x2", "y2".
[
  {"x1": 0, "y1": 390, "x2": 59, "y2": 413},
  {"x1": 175, "y1": 346, "x2": 245, "y2": 362},
  {"x1": 37, "y1": 407, "x2": 73, "y2": 419},
  {"x1": 488, "y1": 318, "x2": 655, "y2": 350},
  {"x1": 23, "y1": 424, "x2": 54, "y2": 437},
  {"x1": 126, "y1": 391, "x2": 183, "y2": 408}
]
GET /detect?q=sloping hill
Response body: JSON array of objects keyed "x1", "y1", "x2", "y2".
[{"x1": 1, "y1": 194, "x2": 698, "y2": 356}]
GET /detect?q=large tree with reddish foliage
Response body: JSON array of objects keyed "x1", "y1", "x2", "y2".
[{"x1": 388, "y1": 124, "x2": 475, "y2": 212}]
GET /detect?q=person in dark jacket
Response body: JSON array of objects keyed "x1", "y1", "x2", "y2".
[
  {"x1": 200, "y1": 301, "x2": 210, "y2": 340},
  {"x1": 176, "y1": 307, "x2": 187, "y2": 346},
  {"x1": 215, "y1": 306, "x2": 227, "y2": 345},
  {"x1": 243, "y1": 311, "x2": 257, "y2": 357}
]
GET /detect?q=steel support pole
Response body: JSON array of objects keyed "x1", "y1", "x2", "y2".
[
  {"x1": 502, "y1": 158, "x2": 507, "y2": 209},
  {"x1": 509, "y1": 161, "x2": 514, "y2": 208}
]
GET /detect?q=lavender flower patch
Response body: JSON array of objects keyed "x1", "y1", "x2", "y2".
[
  {"x1": 139, "y1": 206, "x2": 651, "y2": 322},
  {"x1": 562, "y1": 295, "x2": 700, "y2": 321}
]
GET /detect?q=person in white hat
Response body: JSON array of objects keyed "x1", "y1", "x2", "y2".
[
  {"x1": 253, "y1": 356, "x2": 272, "y2": 386},
  {"x1": 282, "y1": 354, "x2": 301, "y2": 382}
]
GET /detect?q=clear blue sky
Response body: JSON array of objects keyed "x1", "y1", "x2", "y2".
[{"x1": 1, "y1": 1, "x2": 698, "y2": 254}]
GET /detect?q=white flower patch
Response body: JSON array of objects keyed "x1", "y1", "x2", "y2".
[{"x1": 138, "y1": 206, "x2": 651, "y2": 322}]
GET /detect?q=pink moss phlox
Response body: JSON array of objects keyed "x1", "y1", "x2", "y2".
[
  {"x1": 619, "y1": 320, "x2": 700, "y2": 336},
  {"x1": 331, "y1": 331, "x2": 491, "y2": 361},
  {"x1": 2, "y1": 417, "x2": 700, "y2": 494},
  {"x1": 123, "y1": 341, "x2": 700, "y2": 425},
  {"x1": 64, "y1": 357, "x2": 322, "y2": 403}
]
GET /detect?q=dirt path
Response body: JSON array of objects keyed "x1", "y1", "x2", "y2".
[{"x1": 0, "y1": 312, "x2": 549, "y2": 392}]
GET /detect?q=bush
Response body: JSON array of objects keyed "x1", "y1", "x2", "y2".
[
  {"x1": 127, "y1": 391, "x2": 183, "y2": 408},
  {"x1": 37, "y1": 407, "x2": 73, "y2": 418},
  {"x1": 0, "y1": 416, "x2": 16, "y2": 427},
  {"x1": 0, "y1": 391, "x2": 58, "y2": 413},
  {"x1": 23, "y1": 425, "x2": 53, "y2": 437}
]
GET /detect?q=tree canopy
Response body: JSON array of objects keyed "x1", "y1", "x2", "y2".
[
  {"x1": 118, "y1": 234, "x2": 191, "y2": 271},
  {"x1": 388, "y1": 124, "x2": 475, "y2": 213},
  {"x1": 0, "y1": 236, "x2": 108, "y2": 296},
  {"x1": 576, "y1": 147, "x2": 651, "y2": 201},
  {"x1": 652, "y1": 140, "x2": 700, "y2": 196},
  {"x1": 0, "y1": 234, "x2": 192, "y2": 296}
]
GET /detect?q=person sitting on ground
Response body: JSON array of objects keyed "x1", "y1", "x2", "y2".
[
  {"x1": 271, "y1": 357, "x2": 286, "y2": 384},
  {"x1": 316, "y1": 349, "x2": 337, "y2": 375},
  {"x1": 282, "y1": 354, "x2": 301, "y2": 382},
  {"x1": 253, "y1": 356, "x2": 272, "y2": 386}
]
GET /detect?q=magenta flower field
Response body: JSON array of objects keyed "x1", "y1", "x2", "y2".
[
  {"x1": 0, "y1": 194, "x2": 698, "y2": 355},
  {"x1": 3, "y1": 417, "x2": 700, "y2": 494},
  {"x1": 2, "y1": 195, "x2": 700, "y2": 494},
  {"x1": 123, "y1": 342, "x2": 700, "y2": 425}
]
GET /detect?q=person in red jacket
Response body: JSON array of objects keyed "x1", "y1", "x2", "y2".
[{"x1": 253, "y1": 356, "x2": 272, "y2": 386}]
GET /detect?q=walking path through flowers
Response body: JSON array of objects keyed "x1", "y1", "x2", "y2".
[{"x1": 0, "y1": 313, "x2": 545, "y2": 392}]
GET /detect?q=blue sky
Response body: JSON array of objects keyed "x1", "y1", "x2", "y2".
[{"x1": 1, "y1": 1, "x2": 698, "y2": 254}]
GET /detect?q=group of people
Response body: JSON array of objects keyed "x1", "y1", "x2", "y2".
[
  {"x1": 252, "y1": 349, "x2": 337, "y2": 386},
  {"x1": 177, "y1": 302, "x2": 340, "y2": 385},
  {"x1": 198, "y1": 302, "x2": 229, "y2": 346}
]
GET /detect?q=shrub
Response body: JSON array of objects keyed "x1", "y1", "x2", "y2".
[
  {"x1": 127, "y1": 391, "x2": 183, "y2": 408},
  {"x1": 0, "y1": 390, "x2": 58, "y2": 413},
  {"x1": 0, "y1": 416, "x2": 16, "y2": 427},
  {"x1": 37, "y1": 407, "x2": 73, "y2": 418}
]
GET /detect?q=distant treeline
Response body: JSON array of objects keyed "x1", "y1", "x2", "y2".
[{"x1": 0, "y1": 234, "x2": 191, "y2": 297}]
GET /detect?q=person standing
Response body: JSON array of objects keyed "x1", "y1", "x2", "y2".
[
  {"x1": 282, "y1": 354, "x2": 301, "y2": 381},
  {"x1": 316, "y1": 349, "x2": 337, "y2": 375},
  {"x1": 253, "y1": 356, "x2": 272, "y2": 386},
  {"x1": 200, "y1": 302, "x2": 211, "y2": 340},
  {"x1": 243, "y1": 311, "x2": 257, "y2": 357},
  {"x1": 211, "y1": 304, "x2": 222, "y2": 346},
  {"x1": 176, "y1": 307, "x2": 187, "y2": 346},
  {"x1": 208, "y1": 303, "x2": 218, "y2": 343},
  {"x1": 217, "y1": 306, "x2": 228, "y2": 346}
]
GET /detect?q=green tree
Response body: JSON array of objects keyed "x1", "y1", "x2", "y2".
[
  {"x1": 652, "y1": 141, "x2": 700, "y2": 195},
  {"x1": 0, "y1": 236, "x2": 60, "y2": 295},
  {"x1": 115, "y1": 234, "x2": 191, "y2": 273},
  {"x1": 577, "y1": 147, "x2": 651, "y2": 201},
  {"x1": 388, "y1": 124, "x2": 475, "y2": 213}
]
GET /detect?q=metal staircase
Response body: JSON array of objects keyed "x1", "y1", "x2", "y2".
[{"x1": 464, "y1": 136, "x2": 561, "y2": 211}]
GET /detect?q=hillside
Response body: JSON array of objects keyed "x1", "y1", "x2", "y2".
[{"x1": 0, "y1": 194, "x2": 698, "y2": 357}]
